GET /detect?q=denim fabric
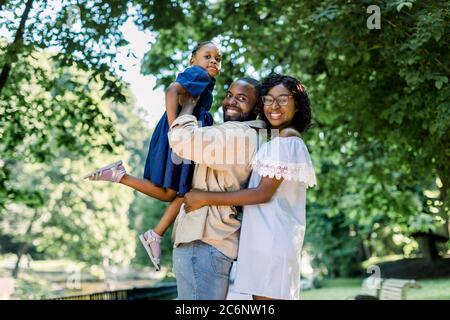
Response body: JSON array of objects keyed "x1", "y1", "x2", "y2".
[{"x1": 172, "y1": 240, "x2": 233, "y2": 300}]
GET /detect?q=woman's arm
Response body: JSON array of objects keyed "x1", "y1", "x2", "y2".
[
  {"x1": 165, "y1": 82, "x2": 187, "y2": 126},
  {"x1": 184, "y1": 176, "x2": 283, "y2": 213}
]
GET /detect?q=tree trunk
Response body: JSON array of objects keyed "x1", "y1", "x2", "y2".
[
  {"x1": 416, "y1": 234, "x2": 440, "y2": 263},
  {"x1": 362, "y1": 238, "x2": 371, "y2": 261},
  {"x1": 0, "y1": 0, "x2": 34, "y2": 95},
  {"x1": 12, "y1": 242, "x2": 30, "y2": 278},
  {"x1": 11, "y1": 210, "x2": 38, "y2": 278},
  {"x1": 439, "y1": 172, "x2": 449, "y2": 238}
]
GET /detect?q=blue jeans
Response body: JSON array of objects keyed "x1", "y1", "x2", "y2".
[{"x1": 172, "y1": 240, "x2": 233, "y2": 300}]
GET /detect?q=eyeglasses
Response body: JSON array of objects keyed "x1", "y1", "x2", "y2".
[{"x1": 262, "y1": 95, "x2": 293, "y2": 106}]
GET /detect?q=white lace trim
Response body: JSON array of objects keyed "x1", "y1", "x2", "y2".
[{"x1": 252, "y1": 159, "x2": 317, "y2": 187}]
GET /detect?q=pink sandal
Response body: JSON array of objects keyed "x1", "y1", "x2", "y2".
[
  {"x1": 84, "y1": 160, "x2": 126, "y2": 183},
  {"x1": 139, "y1": 229, "x2": 162, "y2": 271}
]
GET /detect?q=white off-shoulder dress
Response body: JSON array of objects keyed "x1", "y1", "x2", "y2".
[{"x1": 233, "y1": 136, "x2": 316, "y2": 300}]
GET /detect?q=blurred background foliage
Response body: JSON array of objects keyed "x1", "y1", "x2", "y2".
[{"x1": 0, "y1": 0, "x2": 449, "y2": 289}]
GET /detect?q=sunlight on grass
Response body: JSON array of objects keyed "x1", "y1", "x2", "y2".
[
  {"x1": 407, "y1": 279, "x2": 450, "y2": 300},
  {"x1": 301, "y1": 278, "x2": 360, "y2": 300}
]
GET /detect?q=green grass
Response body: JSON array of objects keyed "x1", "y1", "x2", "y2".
[
  {"x1": 407, "y1": 279, "x2": 450, "y2": 300},
  {"x1": 300, "y1": 278, "x2": 450, "y2": 300},
  {"x1": 301, "y1": 278, "x2": 360, "y2": 300}
]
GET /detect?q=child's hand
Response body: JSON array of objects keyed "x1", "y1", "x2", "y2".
[
  {"x1": 179, "y1": 93, "x2": 199, "y2": 110},
  {"x1": 184, "y1": 189, "x2": 207, "y2": 213}
]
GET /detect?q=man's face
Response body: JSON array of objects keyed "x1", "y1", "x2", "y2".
[{"x1": 222, "y1": 80, "x2": 258, "y2": 122}]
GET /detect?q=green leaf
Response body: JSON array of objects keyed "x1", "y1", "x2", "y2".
[{"x1": 434, "y1": 76, "x2": 448, "y2": 90}]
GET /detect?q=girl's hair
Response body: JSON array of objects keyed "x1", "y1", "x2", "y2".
[
  {"x1": 260, "y1": 73, "x2": 312, "y2": 134},
  {"x1": 191, "y1": 41, "x2": 216, "y2": 59},
  {"x1": 236, "y1": 77, "x2": 263, "y2": 121}
]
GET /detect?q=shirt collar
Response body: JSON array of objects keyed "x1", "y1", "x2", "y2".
[{"x1": 243, "y1": 119, "x2": 266, "y2": 129}]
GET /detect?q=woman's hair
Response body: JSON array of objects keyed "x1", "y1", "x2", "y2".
[
  {"x1": 260, "y1": 73, "x2": 312, "y2": 134},
  {"x1": 190, "y1": 41, "x2": 216, "y2": 59}
]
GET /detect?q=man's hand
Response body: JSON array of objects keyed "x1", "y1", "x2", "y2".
[
  {"x1": 184, "y1": 189, "x2": 207, "y2": 213},
  {"x1": 178, "y1": 93, "x2": 199, "y2": 116}
]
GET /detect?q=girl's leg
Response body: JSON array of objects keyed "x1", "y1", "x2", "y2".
[
  {"x1": 154, "y1": 197, "x2": 184, "y2": 236},
  {"x1": 85, "y1": 161, "x2": 176, "y2": 202},
  {"x1": 120, "y1": 173, "x2": 177, "y2": 202},
  {"x1": 140, "y1": 197, "x2": 184, "y2": 271}
]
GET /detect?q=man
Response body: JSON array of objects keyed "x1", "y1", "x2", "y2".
[{"x1": 168, "y1": 78, "x2": 265, "y2": 300}]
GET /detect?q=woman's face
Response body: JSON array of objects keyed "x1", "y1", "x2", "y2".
[
  {"x1": 263, "y1": 84, "x2": 297, "y2": 129},
  {"x1": 190, "y1": 43, "x2": 222, "y2": 77}
]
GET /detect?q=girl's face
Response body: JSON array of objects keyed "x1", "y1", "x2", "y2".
[
  {"x1": 190, "y1": 43, "x2": 222, "y2": 77},
  {"x1": 263, "y1": 84, "x2": 297, "y2": 129}
]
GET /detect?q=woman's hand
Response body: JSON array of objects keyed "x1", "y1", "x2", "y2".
[{"x1": 184, "y1": 189, "x2": 207, "y2": 213}]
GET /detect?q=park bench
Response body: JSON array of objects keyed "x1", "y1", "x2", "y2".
[
  {"x1": 378, "y1": 279, "x2": 421, "y2": 300},
  {"x1": 354, "y1": 278, "x2": 420, "y2": 300},
  {"x1": 52, "y1": 281, "x2": 177, "y2": 300}
]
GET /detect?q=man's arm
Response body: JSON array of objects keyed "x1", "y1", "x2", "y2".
[{"x1": 168, "y1": 111, "x2": 256, "y2": 170}]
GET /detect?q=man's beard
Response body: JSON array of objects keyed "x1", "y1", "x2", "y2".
[{"x1": 223, "y1": 108, "x2": 255, "y2": 122}]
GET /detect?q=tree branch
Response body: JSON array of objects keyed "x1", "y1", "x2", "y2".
[{"x1": 0, "y1": 0, "x2": 34, "y2": 95}]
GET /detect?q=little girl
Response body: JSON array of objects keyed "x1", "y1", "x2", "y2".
[
  {"x1": 84, "y1": 41, "x2": 222, "y2": 271},
  {"x1": 183, "y1": 73, "x2": 316, "y2": 300}
]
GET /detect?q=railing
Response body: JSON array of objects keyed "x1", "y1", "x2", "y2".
[{"x1": 52, "y1": 281, "x2": 177, "y2": 300}]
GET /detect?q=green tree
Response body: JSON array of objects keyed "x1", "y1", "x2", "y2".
[
  {"x1": 0, "y1": 61, "x2": 140, "y2": 277},
  {"x1": 3, "y1": 153, "x2": 136, "y2": 278},
  {"x1": 0, "y1": 0, "x2": 131, "y2": 210},
  {"x1": 0, "y1": 1, "x2": 137, "y2": 276}
]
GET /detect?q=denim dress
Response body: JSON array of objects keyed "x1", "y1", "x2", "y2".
[{"x1": 143, "y1": 65, "x2": 215, "y2": 196}]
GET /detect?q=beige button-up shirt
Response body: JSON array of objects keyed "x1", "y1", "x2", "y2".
[{"x1": 168, "y1": 114, "x2": 266, "y2": 259}]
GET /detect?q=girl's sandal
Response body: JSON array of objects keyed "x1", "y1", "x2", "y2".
[
  {"x1": 139, "y1": 230, "x2": 162, "y2": 271},
  {"x1": 84, "y1": 160, "x2": 126, "y2": 183}
]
